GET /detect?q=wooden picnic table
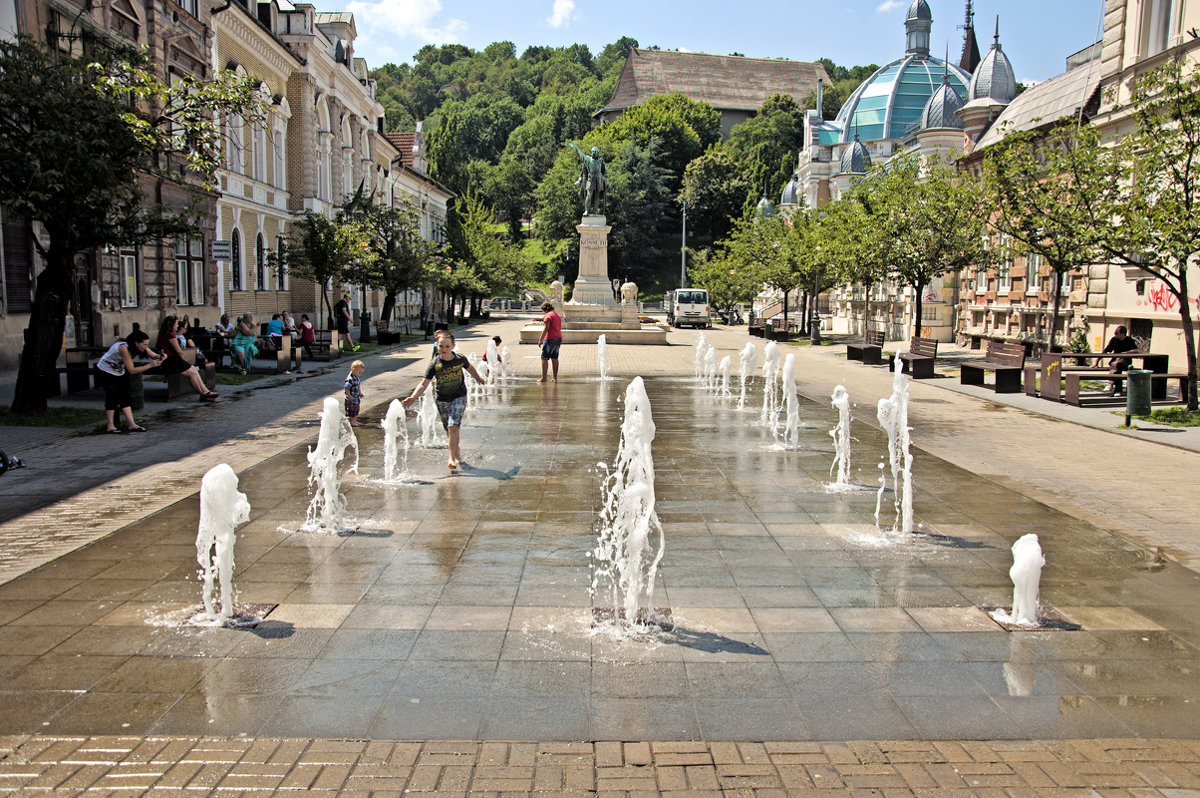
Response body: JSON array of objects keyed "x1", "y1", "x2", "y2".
[{"x1": 1036, "y1": 351, "x2": 1170, "y2": 402}]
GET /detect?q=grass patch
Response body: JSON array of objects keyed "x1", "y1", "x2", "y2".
[
  {"x1": 1133, "y1": 407, "x2": 1200, "y2": 427},
  {"x1": 214, "y1": 372, "x2": 269, "y2": 386},
  {"x1": 0, "y1": 406, "x2": 107, "y2": 428}
]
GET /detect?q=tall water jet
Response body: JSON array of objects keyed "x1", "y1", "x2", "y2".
[
  {"x1": 1008, "y1": 533, "x2": 1045, "y2": 626},
  {"x1": 828, "y1": 385, "x2": 852, "y2": 489},
  {"x1": 759, "y1": 340, "x2": 781, "y2": 430},
  {"x1": 381, "y1": 398, "x2": 410, "y2": 482},
  {"x1": 591, "y1": 376, "x2": 665, "y2": 630},
  {"x1": 302, "y1": 396, "x2": 359, "y2": 533},
  {"x1": 703, "y1": 346, "x2": 718, "y2": 391},
  {"x1": 693, "y1": 333, "x2": 708, "y2": 381},
  {"x1": 500, "y1": 345, "x2": 512, "y2": 384},
  {"x1": 777, "y1": 353, "x2": 801, "y2": 448},
  {"x1": 195, "y1": 463, "x2": 250, "y2": 624},
  {"x1": 485, "y1": 338, "x2": 500, "y2": 389},
  {"x1": 717, "y1": 355, "x2": 732, "y2": 397},
  {"x1": 875, "y1": 352, "x2": 913, "y2": 534},
  {"x1": 597, "y1": 333, "x2": 610, "y2": 380},
  {"x1": 737, "y1": 342, "x2": 758, "y2": 409},
  {"x1": 417, "y1": 390, "x2": 446, "y2": 448}
]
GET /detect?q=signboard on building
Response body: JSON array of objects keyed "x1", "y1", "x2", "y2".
[{"x1": 210, "y1": 240, "x2": 232, "y2": 261}]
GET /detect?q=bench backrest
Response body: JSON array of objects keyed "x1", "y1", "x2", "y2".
[
  {"x1": 864, "y1": 329, "x2": 885, "y2": 347},
  {"x1": 985, "y1": 340, "x2": 1025, "y2": 367},
  {"x1": 909, "y1": 337, "x2": 938, "y2": 358}
]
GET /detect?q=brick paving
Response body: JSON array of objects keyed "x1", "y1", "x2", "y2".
[
  {"x1": 3, "y1": 317, "x2": 1200, "y2": 794},
  {"x1": 3, "y1": 735, "x2": 1200, "y2": 794}
]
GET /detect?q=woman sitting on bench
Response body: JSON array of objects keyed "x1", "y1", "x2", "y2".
[
  {"x1": 230, "y1": 312, "x2": 259, "y2": 375},
  {"x1": 157, "y1": 315, "x2": 218, "y2": 401}
]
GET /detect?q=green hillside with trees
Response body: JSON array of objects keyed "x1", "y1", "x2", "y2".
[{"x1": 370, "y1": 41, "x2": 876, "y2": 297}]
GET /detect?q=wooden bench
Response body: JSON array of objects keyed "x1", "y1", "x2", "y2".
[
  {"x1": 846, "y1": 329, "x2": 885, "y2": 365},
  {"x1": 144, "y1": 348, "x2": 216, "y2": 399},
  {"x1": 1024, "y1": 356, "x2": 1109, "y2": 398},
  {"x1": 960, "y1": 340, "x2": 1026, "y2": 393},
  {"x1": 254, "y1": 335, "x2": 300, "y2": 374},
  {"x1": 888, "y1": 336, "x2": 939, "y2": 379},
  {"x1": 1063, "y1": 371, "x2": 1190, "y2": 406},
  {"x1": 302, "y1": 331, "x2": 340, "y2": 362}
]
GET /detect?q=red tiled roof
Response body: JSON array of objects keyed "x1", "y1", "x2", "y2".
[{"x1": 384, "y1": 132, "x2": 416, "y2": 166}]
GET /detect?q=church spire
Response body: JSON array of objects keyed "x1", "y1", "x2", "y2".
[{"x1": 958, "y1": 0, "x2": 981, "y2": 73}]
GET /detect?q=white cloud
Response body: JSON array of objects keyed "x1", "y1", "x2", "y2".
[
  {"x1": 547, "y1": 0, "x2": 576, "y2": 28},
  {"x1": 875, "y1": 0, "x2": 904, "y2": 12},
  {"x1": 346, "y1": 0, "x2": 467, "y2": 64}
]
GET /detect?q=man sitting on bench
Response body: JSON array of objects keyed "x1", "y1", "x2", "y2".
[{"x1": 1104, "y1": 325, "x2": 1138, "y2": 396}]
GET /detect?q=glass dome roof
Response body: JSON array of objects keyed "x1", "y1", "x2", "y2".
[{"x1": 834, "y1": 54, "x2": 970, "y2": 143}]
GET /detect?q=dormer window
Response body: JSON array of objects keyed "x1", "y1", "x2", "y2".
[{"x1": 109, "y1": 0, "x2": 140, "y2": 42}]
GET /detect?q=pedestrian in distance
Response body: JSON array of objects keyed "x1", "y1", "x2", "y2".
[
  {"x1": 401, "y1": 332, "x2": 485, "y2": 470},
  {"x1": 537, "y1": 301, "x2": 562, "y2": 383},
  {"x1": 344, "y1": 359, "x2": 365, "y2": 427},
  {"x1": 96, "y1": 330, "x2": 163, "y2": 433},
  {"x1": 334, "y1": 292, "x2": 359, "y2": 353},
  {"x1": 1104, "y1": 325, "x2": 1139, "y2": 396}
]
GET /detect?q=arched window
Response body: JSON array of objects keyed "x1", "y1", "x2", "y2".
[
  {"x1": 256, "y1": 233, "x2": 266, "y2": 290},
  {"x1": 227, "y1": 113, "x2": 244, "y2": 173},
  {"x1": 230, "y1": 229, "x2": 242, "y2": 291}
]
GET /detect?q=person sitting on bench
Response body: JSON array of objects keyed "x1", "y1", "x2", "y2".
[
  {"x1": 1104, "y1": 325, "x2": 1139, "y2": 396},
  {"x1": 157, "y1": 315, "x2": 218, "y2": 401},
  {"x1": 231, "y1": 312, "x2": 259, "y2": 375}
]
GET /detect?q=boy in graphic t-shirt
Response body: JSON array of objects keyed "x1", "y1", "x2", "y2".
[{"x1": 401, "y1": 332, "x2": 484, "y2": 470}]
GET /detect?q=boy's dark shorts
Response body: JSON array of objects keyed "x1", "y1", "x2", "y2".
[{"x1": 541, "y1": 339, "x2": 561, "y2": 360}]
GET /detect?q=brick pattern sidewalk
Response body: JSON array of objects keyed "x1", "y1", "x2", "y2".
[{"x1": 3, "y1": 735, "x2": 1199, "y2": 794}]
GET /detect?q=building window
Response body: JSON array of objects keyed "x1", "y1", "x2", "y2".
[
  {"x1": 174, "y1": 0, "x2": 199, "y2": 16},
  {"x1": 119, "y1": 248, "x2": 139, "y2": 307},
  {"x1": 230, "y1": 229, "x2": 242, "y2": 291},
  {"x1": 1142, "y1": 0, "x2": 1180, "y2": 58},
  {"x1": 997, "y1": 235, "x2": 1012, "y2": 294},
  {"x1": 255, "y1": 233, "x2": 266, "y2": 290},
  {"x1": 273, "y1": 128, "x2": 285, "y2": 189},
  {"x1": 276, "y1": 235, "x2": 287, "y2": 290},
  {"x1": 1, "y1": 207, "x2": 33, "y2": 314},
  {"x1": 1059, "y1": 269, "x2": 1072, "y2": 293},
  {"x1": 975, "y1": 267, "x2": 988, "y2": 293},
  {"x1": 175, "y1": 236, "x2": 204, "y2": 306},
  {"x1": 252, "y1": 122, "x2": 266, "y2": 182},
  {"x1": 227, "y1": 113, "x2": 244, "y2": 173},
  {"x1": 1027, "y1": 253, "x2": 1043, "y2": 294}
]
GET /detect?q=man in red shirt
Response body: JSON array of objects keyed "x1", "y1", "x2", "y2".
[{"x1": 538, "y1": 301, "x2": 563, "y2": 383}]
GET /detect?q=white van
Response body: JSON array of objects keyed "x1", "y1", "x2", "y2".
[{"x1": 667, "y1": 288, "x2": 711, "y2": 329}]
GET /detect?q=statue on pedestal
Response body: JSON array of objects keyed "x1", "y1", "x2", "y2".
[{"x1": 568, "y1": 143, "x2": 608, "y2": 216}]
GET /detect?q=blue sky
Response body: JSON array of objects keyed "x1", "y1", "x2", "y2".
[{"x1": 345, "y1": 0, "x2": 1106, "y2": 86}]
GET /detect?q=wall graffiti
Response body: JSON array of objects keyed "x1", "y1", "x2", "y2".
[{"x1": 1136, "y1": 281, "x2": 1200, "y2": 313}]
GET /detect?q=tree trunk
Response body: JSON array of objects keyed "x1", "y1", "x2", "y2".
[
  {"x1": 798, "y1": 292, "x2": 809, "y2": 336},
  {"x1": 1175, "y1": 273, "x2": 1198, "y2": 412},
  {"x1": 1049, "y1": 271, "x2": 1064, "y2": 354},
  {"x1": 381, "y1": 291, "x2": 395, "y2": 324},
  {"x1": 810, "y1": 272, "x2": 822, "y2": 346},
  {"x1": 11, "y1": 245, "x2": 73, "y2": 414},
  {"x1": 912, "y1": 280, "x2": 925, "y2": 342},
  {"x1": 780, "y1": 290, "x2": 789, "y2": 339}
]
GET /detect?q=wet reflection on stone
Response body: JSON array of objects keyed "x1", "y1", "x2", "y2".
[{"x1": 1, "y1": 377, "x2": 1199, "y2": 740}]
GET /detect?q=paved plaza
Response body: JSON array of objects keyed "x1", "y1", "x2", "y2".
[{"x1": 2, "y1": 319, "x2": 1200, "y2": 793}]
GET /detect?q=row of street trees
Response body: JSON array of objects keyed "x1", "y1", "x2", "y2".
[{"x1": 694, "y1": 59, "x2": 1200, "y2": 411}]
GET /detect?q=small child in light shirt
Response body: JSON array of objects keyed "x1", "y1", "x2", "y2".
[{"x1": 344, "y1": 360, "x2": 365, "y2": 427}]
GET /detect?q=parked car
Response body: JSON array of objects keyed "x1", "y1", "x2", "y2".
[{"x1": 488, "y1": 296, "x2": 515, "y2": 310}]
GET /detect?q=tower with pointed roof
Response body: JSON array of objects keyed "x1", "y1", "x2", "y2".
[
  {"x1": 957, "y1": 17, "x2": 1018, "y2": 152},
  {"x1": 958, "y1": 0, "x2": 982, "y2": 74}
]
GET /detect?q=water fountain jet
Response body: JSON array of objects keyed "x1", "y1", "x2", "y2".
[{"x1": 302, "y1": 396, "x2": 359, "y2": 533}]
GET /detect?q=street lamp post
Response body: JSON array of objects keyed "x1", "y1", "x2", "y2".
[{"x1": 680, "y1": 200, "x2": 687, "y2": 289}]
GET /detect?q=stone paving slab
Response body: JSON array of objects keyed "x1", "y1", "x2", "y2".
[{"x1": 2, "y1": 735, "x2": 1200, "y2": 795}]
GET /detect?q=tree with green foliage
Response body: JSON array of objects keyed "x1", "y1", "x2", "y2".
[
  {"x1": 606, "y1": 139, "x2": 673, "y2": 285},
  {"x1": 1082, "y1": 60, "x2": 1200, "y2": 411},
  {"x1": 979, "y1": 123, "x2": 1107, "y2": 351},
  {"x1": 340, "y1": 192, "x2": 443, "y2": 324},
  {"x1": 689, "y1": 247, "x2": 760, "y2": 321},
  {"x1": 602, "y1": 92, "x2": 721, "y2": 195},
  {"x1": 0, "y1": 35, "x2": 264, "y2": 413},
  {"x1": 452, "y1": 190, "x2": 534, "y2": 311},
  {"x1": 284, "y1": 212, "x2": 373, "y2": 331},
  {"x1": 679, "y1": 148, "x2": 753, "y2": 244},
  {"x1": 724, "y1": 93, "x2": 807, "y2": 211},
  {"x1": 856, "y1": 151, "x2": 992, "y2": 339},
  {"x1": 721, "y1": 210, "x2": 800, "y2": 331}
]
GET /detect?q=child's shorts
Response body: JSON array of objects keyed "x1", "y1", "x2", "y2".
[
  {"x1": 436, "y1": 396, "x2": 467, "y2": 429},
  {"x1": 345, "y1": 398, "x2": 360, "y2": 418}
]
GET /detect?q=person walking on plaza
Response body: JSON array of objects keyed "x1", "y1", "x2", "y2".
[
  {"x1": 333, "y1": 292, "x2": 359, "y2": 353},
  {"x1": 401, "y1": 332, "x2": 485, "y2": 470},
  {"x1": 538, "y1": 301, "x2": 562, "y2": 383},
  {"x1": 96, "y1": 330, "x2": 163, "y2": 433},
  {"x1": 344, "y1": 359, "x2": 365, "y2": 427}
]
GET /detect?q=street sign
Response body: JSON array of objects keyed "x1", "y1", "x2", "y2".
[{"x1": 210, "y1": 240, "x2": 232, "y2": 261}]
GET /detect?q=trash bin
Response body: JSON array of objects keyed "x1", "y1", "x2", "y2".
[
  {"x1": 765, "y1": 321, "x2": 775, "y2": 340},
  {"x1": 1126, "y1": 368, "x2": 1152, "y2": 417}
]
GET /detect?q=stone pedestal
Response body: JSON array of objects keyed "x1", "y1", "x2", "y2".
[{"x1": 569, "y1": 216, "x2": 616, "y2": 306}]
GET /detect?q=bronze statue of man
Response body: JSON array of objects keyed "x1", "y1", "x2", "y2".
[{"x1": 568, "y1": 142, "x2": 608, "y2": 216}]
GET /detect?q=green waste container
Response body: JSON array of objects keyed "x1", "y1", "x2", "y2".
[
  {"x1": 1126, "y1": 368, "x2": 1152, "y2": 417},
  {"x1": 764, "y1": 321, "x2": 775, "y2": 340}
]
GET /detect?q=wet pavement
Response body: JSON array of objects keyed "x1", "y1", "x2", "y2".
[{"x1": 3, "y1": 367, "x2": 1200, "y2": 747}]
